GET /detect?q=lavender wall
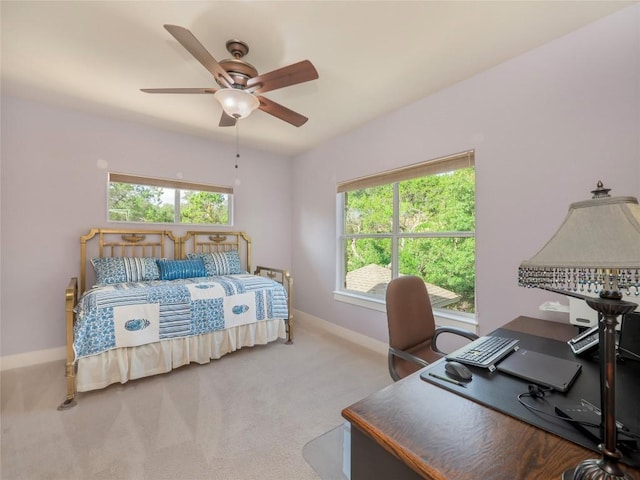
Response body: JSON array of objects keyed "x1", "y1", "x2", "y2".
[
  {"x1": 0, "y1": 98, "x2": 292, "y2": 356},
  {"x1": 1, "y1": 5, "x2": 639, "y2": 359},
  {"x1": 291, "y1": 5, "x2": 640, "y2": 342}
]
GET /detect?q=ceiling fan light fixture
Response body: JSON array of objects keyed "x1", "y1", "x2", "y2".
[
  {"x1": 144, "y1": 27, "x2": 318, "y2": 127},
  {"x1": 214, "y1": 88, "x2": 259, "y2": 119}
]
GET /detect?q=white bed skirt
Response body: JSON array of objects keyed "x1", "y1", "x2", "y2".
[{"x1": 76, "y1": 318, "x2": 286, "y2": 392}]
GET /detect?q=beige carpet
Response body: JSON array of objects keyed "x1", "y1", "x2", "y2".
[{"x1": 1, "y1": 319, "x2": 391, "y2": 480}]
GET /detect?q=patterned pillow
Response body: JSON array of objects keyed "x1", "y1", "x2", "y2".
[
  {"x1": 186, "y1": 250, "x2": 244, "y2": 276},
  {"x1": 156, "y1": 258, "x2": 207, "y2": 280},
  {"x1": 91, "y1": 257, "x2": 161, "y2": 286}
]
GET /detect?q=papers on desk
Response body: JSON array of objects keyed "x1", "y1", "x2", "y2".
[{"x1": 539, "y1": 301, "x2": 569, "y2": 313}]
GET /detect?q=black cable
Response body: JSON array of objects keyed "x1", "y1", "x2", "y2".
[
  {"x1": 516, "y1": 387, "x2": 638, "y2": 439},
  {"x1": 516, "y1": 386, "x2": 639, "y2": 453},
  {"x1": 516, "y1": 391, "x2": 600, "y2": 429},
  {"x1": 619, "y1": 429, "x2": 640, "y2": 440},
  {"x1": 619, "y1": 346, "x2": 640, "y2": 361}
]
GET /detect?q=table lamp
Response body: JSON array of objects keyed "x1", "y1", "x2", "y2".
[{"x1": 518, "y1": 182, "x2": 640, "y2": 480}]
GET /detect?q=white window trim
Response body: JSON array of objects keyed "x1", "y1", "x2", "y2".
[
  {"x1": 332, "y1": 290, "x2": 478, "y2": 333},
  {"x1": 335, "y1": 150, "x2": 477, "y2": 323}
]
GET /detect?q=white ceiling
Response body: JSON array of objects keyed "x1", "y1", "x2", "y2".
[{"x1": 1, "y1": 1, "x2": 635, "y2": 157}]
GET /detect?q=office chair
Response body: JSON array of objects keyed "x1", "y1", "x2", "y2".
[{"x1": 386, "y1": 275, "x2": 479, "y2": 381}]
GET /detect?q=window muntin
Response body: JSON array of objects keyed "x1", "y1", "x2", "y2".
[
  {"x1": 108, "y1": 173, "x2": 233, "y2": 226},
  {"x1": 338, "y1": 151, "x2": 475, "y2": 314}
]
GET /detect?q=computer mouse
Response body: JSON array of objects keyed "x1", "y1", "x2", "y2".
[{"x1": 445, "y1": 361, "x2": 473, "y2": 381}]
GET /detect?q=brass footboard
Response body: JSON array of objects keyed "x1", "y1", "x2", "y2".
[
  {"x1": 58, "y1": 277, "x2": 78, "y2": 410},
  {"x1": 254, "y1": 266, "x2": 294, "y2": 344}
]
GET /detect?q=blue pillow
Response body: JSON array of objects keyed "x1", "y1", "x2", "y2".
[
  {"x1": 91, "y1": 257, "x2": 160, "y2": 286},
  {"x1": 186, "y1": 250, "x2": 244, "y2": 276},
  {"x1": 156, "y1": 258, "x2": 207, "y2": 280}
]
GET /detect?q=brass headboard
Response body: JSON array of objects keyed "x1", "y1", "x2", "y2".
[
  {"x1": 79, "y1": 228, "x2": 177, "y2": 293},
  {"x1": 179, "y1": 231, "x2": 251, "y2": 272}
]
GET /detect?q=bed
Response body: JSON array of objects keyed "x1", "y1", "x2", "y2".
[{"x1": 60, "y1": 228, "x2": 293, "y2": 409}]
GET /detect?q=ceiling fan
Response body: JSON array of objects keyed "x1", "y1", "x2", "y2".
[{"x1": 141, "y1": 24, "x2": 319, "y2": 127}]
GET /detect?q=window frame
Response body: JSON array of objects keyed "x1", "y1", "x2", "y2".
[
  {"x1": 334, "y1": 150, "x2": 476, "y2": 323},
  {"x1": 107, "y1": 172, "x2": 234, "y2": 226}
]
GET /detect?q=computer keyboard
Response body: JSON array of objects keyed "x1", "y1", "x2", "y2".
[{"x1": 446, "y1": 335, "x2": 520, "y2": 371}]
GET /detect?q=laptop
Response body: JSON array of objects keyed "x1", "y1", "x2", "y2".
[{"x1": 496, "y1": 349, "x2": 582, "y2": 392}]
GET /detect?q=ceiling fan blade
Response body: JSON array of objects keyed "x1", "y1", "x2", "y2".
[
  {"x1": 219, "y1": 112, "x2": 237, "y2": 127},
  {"x1": 141, "y1": 88, "x2": 217, "y2": 94},
  {"x1": 257, "y1": 96, "x2": 308, "y2": 127},
  {"x1": 246, "y1": 60, "x2": 318, "y2": 94},
  {"x1": 163, "y1": 24, "x2": 234, "y2": 87}
]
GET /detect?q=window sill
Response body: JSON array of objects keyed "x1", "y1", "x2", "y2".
[{"x1": 333, "y1": 290, "x2": 478, "y2": 334}]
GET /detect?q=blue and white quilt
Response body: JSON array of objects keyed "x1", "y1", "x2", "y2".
[{"x1": 73, "y1": 274, "x2": 288, "y2": 359}]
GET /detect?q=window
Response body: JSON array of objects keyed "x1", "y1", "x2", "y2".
[
  {"x1": 108, "y1": 173, "x2": 233, "y2": 226},
  {"x1": 337, "y1": 151, "x2": 475, "y2": 314}
]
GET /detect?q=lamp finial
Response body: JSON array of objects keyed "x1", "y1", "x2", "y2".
[{"x1": 591, "y1": 181, "x2": 611, "y2": 199}]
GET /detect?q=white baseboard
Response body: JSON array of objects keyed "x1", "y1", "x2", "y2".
[
  {"x1": 293, "y1": 309, "x2": 387, "y2": 356},
  {"x1": 1, "y1": 346, "x2": 66, "y2": 371}
]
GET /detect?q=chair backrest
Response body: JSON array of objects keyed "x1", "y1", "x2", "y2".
[{"x1": 386, "y1": 275, "x2": 437, "y2": 352}]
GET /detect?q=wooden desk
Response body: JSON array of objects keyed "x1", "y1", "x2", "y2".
[{"x1": 341, "y1": 316, "x2": 640, "y2": 480}]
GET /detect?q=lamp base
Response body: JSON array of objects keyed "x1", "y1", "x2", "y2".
[{"x1": 562, "y1": 457, "x2": 634, "y2": 480}]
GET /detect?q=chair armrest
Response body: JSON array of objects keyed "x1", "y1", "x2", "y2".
[
  {"x1": 389, "y1": 346, "x2": 430, "y2": 368},
  {"x1": 431, "y1": 326, "x2": 479, "y2": 355}
]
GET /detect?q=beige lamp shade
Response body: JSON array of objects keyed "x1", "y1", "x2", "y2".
[{"x1": 518, "y1": 185, "x2": 640, "y2": 297}]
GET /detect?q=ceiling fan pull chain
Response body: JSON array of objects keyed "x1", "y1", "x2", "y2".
[{"x1": 235, "y1": 122, "x2": 240, "y2": 169}]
